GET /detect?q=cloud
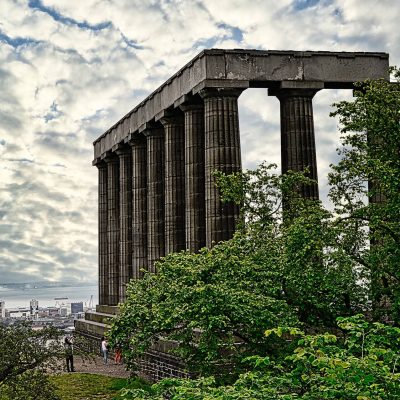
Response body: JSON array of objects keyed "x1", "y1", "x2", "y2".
[{"x1": 0, "y1": 0, "x2": 398, "y2": 284}]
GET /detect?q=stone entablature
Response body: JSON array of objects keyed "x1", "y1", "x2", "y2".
[{"x1": 93, "y1": 49, "x2": 388, "y2": 161}]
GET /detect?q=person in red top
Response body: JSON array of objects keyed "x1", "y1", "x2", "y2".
[{"x1": 114, "y1": 344, "x2": 122, "y2": 365}]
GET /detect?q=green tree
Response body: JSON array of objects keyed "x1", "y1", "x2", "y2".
[
  {"x1": 109, "y1": 235, "x2": 299, "y2": 378},
  {"x1": 0, "y1": 323, "x2": 64, "y2": 400},
  {"x1": 329, "y1": 67, "x2": 400, "y2": 321},
  {"x1": 215, "y1": 164, "x2": 365, "y2": 326}
]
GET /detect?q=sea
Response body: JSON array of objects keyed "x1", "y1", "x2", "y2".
[{"x1": 0, "y1": 285, "x2": 98, "y2": 309}]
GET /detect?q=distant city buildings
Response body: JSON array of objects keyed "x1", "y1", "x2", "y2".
[
  {"x1": 0, "y1": 297, "x2": 95, "y2": 328},
  {"x1": 7, "y1": 307, "x2": 31, "y2": 318}
]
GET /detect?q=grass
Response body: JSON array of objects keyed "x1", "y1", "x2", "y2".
[{"x1": 50, "y1": 373, "x2": 149, "y2": 400}]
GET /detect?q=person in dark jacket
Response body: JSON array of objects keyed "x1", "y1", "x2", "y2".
[{"x1": 64, "y1": 337, "x2": 74, "y2": 372}]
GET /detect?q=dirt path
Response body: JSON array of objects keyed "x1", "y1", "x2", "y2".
[{"x1": 69, "y1": 355, "x2": 131, "y2": 379}]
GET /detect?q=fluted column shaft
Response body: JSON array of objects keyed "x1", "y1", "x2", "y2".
[
  {"x1": 117, "y1": 146, "x2": 132, "y2": 302},
  {"x1": 96, "y1": 161, "x2": 108, "y2": 305},
  {"x1": 144, "y1": 126, "x2": 165, "y2": 272},
  {"x1": 160, "y1": 115, "x2": 185, "y2": 254},
  {"x1": 367, "y1": 132, "x2": 386, "y2": 206},
  {"x1": 130, "y1": 135, "x2": 148, "y2": 278},
  {"x1": 200, "y1": 88, "x2": 243, "y2": 248},
  {"x1": 180, "y1": 103, "x2": 206, "y2": 252},
  {"x1": 276, "y1": 89, "x2": 319, "y2": 199},
  {"x1": 105, "y1": 155, "x2": 120, "y2": 306}
]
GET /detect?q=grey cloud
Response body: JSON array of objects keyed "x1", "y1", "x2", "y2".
[
  {"x1": 0, "y1": 266, "x2": 41, "y2": 284},
  {"x1": 5, "y1": 158, "x2": 34, "y2": 163},
  {"x1": 0, "y1": 224, "x2": 25, "y2": 242},
  {"x1": 3, "y1": 181, "x2": 69, "y2": 204},
  {"x1": 4, "y1": 143, "x2": 23, "y2": 153},
  {"x1": 0, "y1": 110, "x2": 23, "y2": 131},
  {"x1": 0, "y1": 240, "x2": 35, "y2": 255},
  {"x1": 34, "y1": 131, "x2": 84, "y2": 155}
]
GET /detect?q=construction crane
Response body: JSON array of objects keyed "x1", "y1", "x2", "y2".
[{"x1": 85, "y1": 295, "x2": 94, "y2": 309}]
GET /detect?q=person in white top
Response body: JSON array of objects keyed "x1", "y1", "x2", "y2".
[{"x1": 101, "y1": 336, "x2": 108, "y2": 364}]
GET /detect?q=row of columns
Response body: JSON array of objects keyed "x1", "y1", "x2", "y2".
[{"x1": 96, "y1": 87, "x2": 320, "y2": 306}]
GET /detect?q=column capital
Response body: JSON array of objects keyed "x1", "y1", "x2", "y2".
[
  {"x1": 159, "y1": 113, "x2": 184, "y2": 128},
  {"x1": 114, "y1": 144, "x2": 131, "y2": 157},
  {"x1": 198, "y1": 87, "x2": 244, "y2": 100},
  {"x1": 126, "y1": 132, "x2": 146, "y2": 146},
  {"x1": 93, "y1": 158, "x2": 107, "y2": 169},
  {"x1": 179, "y1": 102, "x2": 203, "y2": 113},
  {"x1": 139, "y1": 122, "x2": 164, "y2": 138},
  {"x1": 269, "y1": 81, "x2": 323, "y2": 99},
  {"x1": 102, "y1": 151, "x2": 118, "y2": 163},
  {"x1": 175, "y1": 93, "x2": 203, "y2": 112},
  {"x1": 269, "y1": 88, "x2": 321, "y2": 99}
]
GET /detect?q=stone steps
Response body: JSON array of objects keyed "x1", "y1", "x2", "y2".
[
  {"x1": 85, "y1": 311, "x2": 114, "y2": 324},
  {"x1": 75, "y1": 318, "x2": 111, "y2": 337},
  {"x1": 96, "y1": 304, "x2": 120, "y2": 315},
  {"x1": 75, "y1": 304, "x2": 120, "y2": 340}
]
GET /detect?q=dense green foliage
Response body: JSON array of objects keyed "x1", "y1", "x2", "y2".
[
  {"x1": 109, "y1": 69, "x2": 400, "y2": 398},
  {"x1": 215, "y1": 165, "x2": 365, "y2": 326},
  {"x1": 116, "y1": 316, "x2": 400, "y2": 399},
  {"x1": 109, "y1": 234, "x2": 299, "y2": 377},
  {"x1": 0, "y1": 323, "x2": 63, "y2": 400}
]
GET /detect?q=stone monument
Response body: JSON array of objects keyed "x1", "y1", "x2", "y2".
[{"x1": 75, "y1": 49, "x2": 389, "y2": 380}]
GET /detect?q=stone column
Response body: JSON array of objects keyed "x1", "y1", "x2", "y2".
[
  {"x1": 143, "y1": 125, "x2": 165, "y2": 272},
  {"x1": 180, "y1": 102, "x2": 206, "y2": 252},
  {"x1": 368, "y1": 131, "x2": 386, "y2": 206},
  {"x1": 95, "y1": 160, "x2": 108, "y2": 305},
  {"x1": 160, "y1": 114, "x2": 185, "y2": 254},
  {"x1": 116, "y1": 145, "x2": 132, "y2": 302},
  {"x1": 367, "y1": 133, "x2": 388, "y2": 318},
  {"x1": 129, "y1": 134, "x2": 148, "y2": 279},
  {"x1": 105, "y1": 153, "x2": 120, "y2": 306},
  {"x1": 270, "y1": 87, "x2": 321, "y2": 200},
  {"x1": 199, "y1": 88, "x2": 243, "y2": 248}
]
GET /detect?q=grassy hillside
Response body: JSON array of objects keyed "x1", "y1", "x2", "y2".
[{"x1": 50, "y1": 373, "x2": 148, "y2": 400}]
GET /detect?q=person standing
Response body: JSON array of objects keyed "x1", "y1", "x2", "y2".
[
  {"x1": 101, "y1": 336, "x2": 108, "y2": 365},
  {"x1": 64, "y1": 337, "x2": 74, "y2": 372},
  {"x1": 114, "y1": 344, "x2": 122, "y2": 365}
]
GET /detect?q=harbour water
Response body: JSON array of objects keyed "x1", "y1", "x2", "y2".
[{"x1": 0, "y1": 285, "x2": 98, "y2": 309}]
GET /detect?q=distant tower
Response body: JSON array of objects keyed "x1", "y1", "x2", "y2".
[
  {"x1": 0, "y1": 300, "x2": 5, "y2": 318},
  {"x1": 30, "y1": 299, "x2": 39, "y2": 319}
]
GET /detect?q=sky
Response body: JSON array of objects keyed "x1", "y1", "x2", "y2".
[{"x1": 0, "y1": 0, "x2": 399, "y2": 285}]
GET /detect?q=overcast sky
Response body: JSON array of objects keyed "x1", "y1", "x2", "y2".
[{"x1": 0, "y1": 0, "x2": 399, "y2": 285}]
